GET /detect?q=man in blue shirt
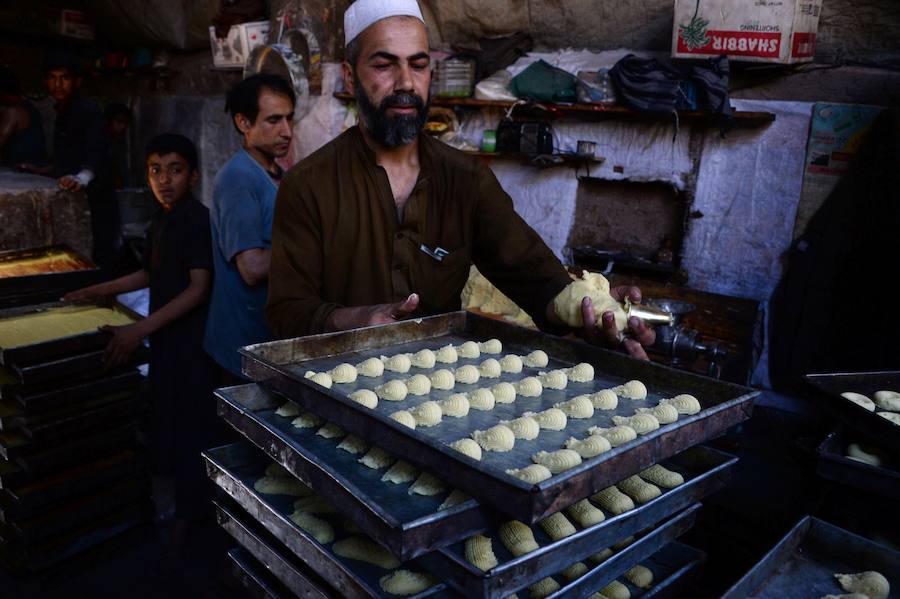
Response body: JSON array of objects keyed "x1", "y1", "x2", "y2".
[{"x1": 205, "y1": 74, "x2": 295, "y2": 380}]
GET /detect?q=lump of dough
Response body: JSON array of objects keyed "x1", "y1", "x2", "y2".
[
  {"x1": 617, "y1": 475, "x2": 661, "y2": 504},
  {"x1": 467, "y1": 388, "x2": 496, "y2": 411},
  {"x1": 567, "y1": 499, "x2": 605, "y2": 527},
  {"x1": 506, "y1": 464, "x2": 552, "y2": 484},
  {"x1": 595, "y1": 580, "x2": 630, "y2": 599},
  {"x1": 254, "y1": 476, "x2": 311, "y2": 497},
  {"x1": 359, "y1": 446, "x2": 394, "y2": 469},
  {"x1": 561, "y1": 562, "x2": 589, "y2": 582},
  {"x1": 500, "y1": 354, "x2": 523, "y2": 373},
  {"x1": 846, "y1": 442, "x2": 884, "y2": 467},
  {"x1": 592, "y1": 486, "x2": 635, "y2": 515},
  {"x1": 588, "y1": 425, "x2": 637, "y2": 447},
  {"x1": 565, "y1": 435, "x2": 612, "y2": 458},
  {"x1": 448, "y1": 438, "x2": 482, "y2": 461},
  {"x1": 554, "y1": 395, "x2": 595, "y2": 419},
  {"x1": 834, "y1": 571, "x2": 890, "y2": 599},
  {"x1": 491, "y1": 382, "x2": 517, "y2": 403},
  {"x1": 316, "y1": 422, "x2": 346, "y2": 439},
  {"x1": 471, "y1": 424, "x2": 515, "y2": 452},
  {"x1": 635, "y1": 402, "x2": 680, "y2": 424},
  {"x1": 379, "y1": 570, "x2": 437, "y2": 596},
  {"x1": 438, "y1": 489, "x2": 470, "y2": 510},
  {"x1": 478, "y1": 338, "x2": 502, "y2": 354},
  {"x1": 289, "y1": 511, "x2": 335, "y2": 544},
  {"x1": 409, "y1": 348, "x2": 436, "y2": 369},
  {"x1": 538, "y1": 369, "x2": 568, "y2": 390},
  {"x1": 878, "y1": 411, "x2": 900, "y2": 425},
  {"x1": 531, "y1": 449, "x2": 582, "y2": 474},
  {"x1": 292, "y1": 411, "x2": 323, "y2": 429},
  {"x1": 356, "y1": 357, "x2": 385, "y2": 377},
  {"x1": 293, "y1": 496, "x2": 337, "y2": 515},
  {"x1": 276, "y1": 401, "x2": 301, "y2": 418},
  {"x1": 266, "y1": 462, "x2": 290, "y2": 478},
  {"x1": 525, "y1": 408, "x2": 567, "y2": 431},
  {"x1": 659, "y1": 394, "x2": 701, "y2": 415},
  {"x1": 523, "y1": 350, "x2": 549, "y2": 368},
  {"x1": 515, "y1": 376, "x2": 543, "y2": 397},
  {"x1": 611, "y1": 380, "x2": 647, "y2": 400},
  {"x1": 464, "y1": 535, "x2": 498, "y2": 571},
  {"x1": 552, "y1": 271, "x2": 627, "y2": 330},
  {"x1": 456, "y1": 340, "x2": 481, "y2": 359},
  {"x1": 590, "y1": 389, "x2": 618, "y2": 410},
  {"x1": 479, "y1": 358, "x2": 502, "y2": 378},
  {"x1": 348, "y1": 389, "x2": 378, "y2": 409},
  {"x1": 566, "y1": 362, "x2": 595, "y2": 383},
  {"x1": 538, "y1": 512, "x2": 576, "y2": 540},
  {"x1": 640, "y1": 464, "x2": 685, "y2": 488},
  {"x1": 304, "y1": 371, "x2": 333, "y2": 388},
  {"x1": 841, "y1": 392, "x2": 876, "y2": 411},
  {"x1": 428, "y1": 368, "x2": 455, "y2": 390},
  {"x1": 625, "y1": 565, "x2": 653, "y2": 589},
  {"x1": 529, "y1": 577, "x2": 560, "y2": 599},
  {"x1": 500, "y1": 415, "x2": 540, "y2": 440},
  {"x1": 455, "y1": 364, "x2": 480, "y2": 384},
  {"x1": 382, "y1": 460, "x2": 419, "y2": 484},
  {"x1": 381, "y1": 354, "x2": 412, "y2": 373},
  {"x1": 438, "y1": 393, "x2": 470, "y2": 417},
  {"x1": 589, "y1": 548, "x2": 614, "y2": 565},
  {"x1": 821, "y1": 594, "x2": 870, "y2": 599},
  {"x1": 435, "y1": 344, "x2": 459, "y2": 363},
  {"x1": 874, "y1": 390, "x2": 900, "y2": 412},
  {"x1": 498, "y1": 520, "x2": 539, "y2": 556},
  {"x1": 612, "y1": 413, "x2": 660, "y2": 435},
  {"x1": 389, "y1": 410, "x2": 417, "y2": 429},
  {"x1": 328, "y1": 363, "x2": 358, "y2": 384},
  {"x1": 410, "y1": 400, "x2": 442, "y2": 427},
  {"x1": 409, "y1": 472, "x2": 446, "y2": 496},
  {"x1": 376, "y1": 380, "x2": 408, "y2": 402},
  {"x1": 337, "y1": 434, "x2": 368, "y2": 454},
  {"x1": 405, "y1": 374, "x2": 432, "y2": 396},
  {"x1": 333, "y1": 536, "x2": 400, "y2": 569}
]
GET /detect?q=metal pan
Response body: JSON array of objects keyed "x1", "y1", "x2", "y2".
[
  {"x1": 227, "y1": 546, "x2": 293, "y2": 599},
  {"x1": 215, "y1": 499, "x2": 460, "y2": 599},
  {"x1": 816, "y1": 426, "x2": 900, "y2": 500},
  {"x1": 0, "y1": 245, "x2": 99, "y2": 299},
  {"x1": 2, "y1": 392, "x2": 142, "y2": 441},
  {"x1": 806, "y1": 371, "x2": 900, "y2": 448},
  {"x1": 0, "y1": 299, "x2": 143, "y2": 366},
  {"x1": 721, "y1": 515, "x2": 900, "y2": 599},
  {"x1": 418, "y1": 446, "x2": 732, "y2": 598},
  {"x1": 241, "y1": 311, "x2": 757, "y2": 523},
  {"x1": 5, "y1": 347, "x2": 149, "y2": 387},
  {"x1": 1, "y1": 368, "x2": 143, "y2": 413},
  {"x1": 215, "y1": 386, "x2": 493, "y2": 561},
  {"x1": 627, "y1": 542, "x2": 706, "y2": 599}
]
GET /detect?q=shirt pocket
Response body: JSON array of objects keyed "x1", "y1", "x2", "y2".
[{"x1": 420, "y1": 244, "x2": 472, "y2": 313}]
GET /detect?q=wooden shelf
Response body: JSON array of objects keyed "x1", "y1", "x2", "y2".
[
  {"x1": 463, "y1": 151, "x2": 605, "y2": 169},
  {"x1": 333, "y1": 92, "x2": 775, "y2": 126}
]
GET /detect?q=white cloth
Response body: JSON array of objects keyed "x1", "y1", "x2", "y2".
[{"x1": 344, "y1": 0, "x2": 424, "y2": 45}]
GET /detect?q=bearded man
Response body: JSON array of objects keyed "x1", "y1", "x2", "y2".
[{"x1": 266, "y1": 0, "x2": 655, "y2": 357}]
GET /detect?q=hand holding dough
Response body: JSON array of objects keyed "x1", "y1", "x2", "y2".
[{"x1": 552, "y1": 271, "x2": 627, "y2": 330}]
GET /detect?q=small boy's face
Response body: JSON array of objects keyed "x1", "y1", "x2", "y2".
[{"x1": 147, "y1": 152, "x2": 198, "y2": 208}]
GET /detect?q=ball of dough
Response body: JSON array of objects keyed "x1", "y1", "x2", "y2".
[
  {"x1": 525, "y1": 408, "x2": 567, "y2": 431},
  {"x1": 454, "y1": 364, "x2": 480, "y2": 384},
  {"x1": 552, "y1": 271, "x2": 627, "y2": 330},
  {"x1": 590, "y1": 389, "x2": 618, "y2": 410},
  {"x1": 409, "y1": 472, "x2": 446, "y2": 496},
  {"x1": 636, "y1": 402, "x2": 680, "y2": 424},
  {"x1": 292, "y1": 412, "x2": 323, "y2": 429},
  {"x1": 376, "y1": 380, "x2": 408, "y2": 402},
  {"x1": 841, "y1": 391, "x2": 876, "y2": 411},
  {"x1": 438, "y1": 393, "x2": 470, "y2": 417},
  {"x1": 554, "y1": 395, "x2": 595, "y2": 419},
  {"x1": 566, "y1": 498, "x2": 605, "y2": 528},
  {"x1": 389, "y1": 410, "x2": 416, "y2": 429},
  {"x1": 834, "y1": 571, "x2": 890, "y2": 599},
  {"x1": 410, "y1": 400, "x2": 442, "y2": 427},
  {"x1": 660, "y1": 393, "x2": 701, "y2": 415},
  {"x1": 612, "y1": 413, "x2": 659, "y2": 435},
  {"x1": 625, "y1": 565, "x2": 654, "y2": 589},
  {"x1": 846, "y1": 442, "x2": 884, "y2": 467},
  {"x1": 381, "y1": 354, "x2": 412, "y2": 373},
  {"x1": 523, "y1": 350, "x2": 549, "y2": 368},
  {"x1": 531, "y1": 449, "x2": 582, "y2": 473},
  {"x1": 500, "y1": 416, "x2": 540, "y2": 440},
  {"x1": 592, "y1": 486, "x2": 635, "y2": 515},
  {"x1": 429, "y1": 368, "x2": 455, "y2": 390},
  {"x1": 506, "y1": 463, "x2": 552, "y2": 484},
  {"x1": 435, "y1": 344, "x2": 459, "y2": 363},
  {"x1": 333, "y1": 537, "x2": 400, "y2": 569},
  {"x1": 405, "y1": 374, "x2": 432, "y2": 396},
  {"x1": 382, "y1": 460, "x2": 418, "y2": 483},
  {"x1": 499, "y1": 354, "x2": 523, "y2": 373},
  {"x1": 561, "y1": 562, "x2": 589, "y2": 582},
  {"x1": 565, "y1": 434, "x2": 611, "y2": 458},
  {"x1": 566, "y1": 362, "x2": 595, "y2": 383},
  {"x1": 328, "y1": 363, "x2": 358, "y2": 383},
  {"x1": 379, "y1": 570, "x2": 436, "y2": 595},
  {"x1": 618, "y1": 475, "x2": 661, "y2": 504},
  {"x1": 456, "y1": 340, "x2": 481, "y2": 359},
  {"x1": 356, "y1": 357, "x2": 385, "y2": 377},
  {"x1": 337, "y1": 434, "x2": 368, "y2": 454},
  {"x1": 289, "y1": 511, "x2": 334, "y2": 544},
  {"x1": 498, "y1": 520, "x2": 538, "y2": 557},
  {"x1": 878, "y1": 411, "x2": 900, "y2": 425},
  {"x1": 640, "y1": 464, "x2": 685, "y2": 488},
  {"x1": 408, "y1": 348, "x2": 436, "y2": 369},
  {"x1": 464, "y1": 535, "x2": 498, "y2": 571},
  {"x1": 538, "y1": 512, "x2": 576, "y2": 540},
  {"x1": 467, "y1": 388, "x2": 496, "y2": 410},
  {"x1": 316, "y1": 422, "x2": 346, "y2": 439},
  {"x1": 304, "y1": 371, "x2": 333, "y2": 389},
  {"x1": 611, "y1": 379, "x2": 648, "y2": 400},
  {"x1": 538, "y1": 369, "x2": 568, "y2": 390},
  {"x1": 348, "y1": 389, "x2": 378, "y2": 409},
  {"x1": 529, "y1": 577, "x2": 560, "y2": 599},
  {"x1": 478, "y1": 338, "x2": 502, "y2": 354},
  {"x1": 276, "y1": 401, "x2": 301, "y2": 418},
  {"x1": 358, "y1": 446, "x2": 394, "y2": 469},
  {"x1": 479, "y1": 358, "x2": 502, "y2": 378},
  {"x1": 448, "y1": 438, "x2": 482, "y2": 461},
  {"x1": 588, "y1": 425, "x2": 638, "y2": 447},
  {"x1": 597, "y1": 580, "x2": 630, "y2": 599},
  {"x1": 515, "y1": 376, "x2": 543, "y2": 397},
  {"x1": 472, "y1": 424, "x2": 515, "y2": 452},
  {"x1": 873, "y1": 390, "x2": 900, "y2": 412},
  {"x1": 438, "y1": 489, "x2": 470, "y2": 510},
  {"x1": 491, "y1": 382, "x2": 517, "y2": 404}
]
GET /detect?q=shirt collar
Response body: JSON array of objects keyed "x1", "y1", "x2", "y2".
[{"x1": 351, "y1": 125, "x2": 432, "y2": 185}]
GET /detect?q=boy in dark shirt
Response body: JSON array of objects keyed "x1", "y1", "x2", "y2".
[{"x1": 65, "y1": 133, "x2": 218, "y2": 525}]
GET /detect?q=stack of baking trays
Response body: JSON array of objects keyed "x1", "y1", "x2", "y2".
[
  {"x1": 207, "y1": 311, "x2": 759, "y2": 598},
  {"x1": 0, "y1": 245, "x2": 101, "y2": 309},
  {"x1": 0, "y1": 296, "x2": 151, "y2": 573}
]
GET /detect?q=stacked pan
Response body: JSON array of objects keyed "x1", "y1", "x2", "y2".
[{"x1": 210, "y1": 311, "x2": 758, "y2": 597}]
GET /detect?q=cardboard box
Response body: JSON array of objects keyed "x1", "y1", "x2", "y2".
[
  {"x1": 209, "y1": 21, "x2": 270, "y2": 69},
  {"x1": 672, "y1": 0, "x2": 822, "y2": 64}
]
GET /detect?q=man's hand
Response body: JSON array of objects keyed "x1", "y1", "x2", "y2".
[
  {"x1": 326, "y1": 293, "x2": 420, "y2": 331},
  {"x1": 577, "y1": 285, "x2": 656, "y2": 361},
  {"x1": 58, "y1": 175, "x2": 84, "y2": 192},
  {"x1": 101, "y1": 323, "x2": 144, "y2": 369}
]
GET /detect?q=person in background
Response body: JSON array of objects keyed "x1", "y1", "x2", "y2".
[
  {"x1": 0, "y1": 65, "x2": 46, "y2": 168},
  {"x1": 204, "y1": 73, "x2": 295, "y2": 383},
  {"x1": 104, "y1": 101, "x2": 132, "y2": 189},
  {"x1": 64, "y1": 133, "x2": 217, "y2": 527}
]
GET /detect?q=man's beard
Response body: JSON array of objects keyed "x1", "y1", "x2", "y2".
[{"x1": 354, "y1": 78, "x2": 429, "y2": 148}]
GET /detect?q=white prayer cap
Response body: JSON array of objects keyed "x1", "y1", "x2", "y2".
[{"x1": 344, "y1": 0, "x2": 425, "y2": 46}]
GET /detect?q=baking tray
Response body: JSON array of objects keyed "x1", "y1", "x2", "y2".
[
  {"x1": 806, "y1": 371, "x2": 900, "y2": 447},
  {"x1": 0, "y1": 368, "x2": 143, "y2": 413},
  {"x1": 816, "y1": 425, "x2": 900, "y2": 500},
  {"x1": 0, "y1": 299, "x2": 144, "y2": 366},
  {"x1": 0, "y1": 391, "x2": 143, "y2": 441},
  {"x1": 3, "y1": 347, "x2": 149, "y2": 387},
  {"x1": 624, "y1": 542, "x2": 706, "y2": 599},
  {"x1": 418, "y1": 445, "x2": 734, "y2": 598},
  {"x1": 0, "y1": 245, "x2": 99, "y2": 299},
  {"x1": 241, "y1": 311, "x2": 757, "y2": 523},
  {"x1": 228, "y1": 546, "x2": 293, "y2": 599},
  {"x1": 215, "y1": 499, "x2": 461, "y2": 599},
  {"x1": 215, "y1": 386, "x2": 492, "y2": 560},
  {"x1": 721, "y1": 515, "x2": 900, "y2": 599}
]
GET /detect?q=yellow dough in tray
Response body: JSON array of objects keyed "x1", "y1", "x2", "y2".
[{"x1": 0, "y1": 305, "x2": 136, "y2": 348}]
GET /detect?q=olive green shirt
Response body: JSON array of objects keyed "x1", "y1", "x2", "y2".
[{"x1": 266, "y1": 126, "x2": 571, "y2": 337}]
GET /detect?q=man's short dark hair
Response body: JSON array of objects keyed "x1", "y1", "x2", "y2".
[
  {"x1": 224, "y1": 73, "x2": 295, "y2": 134},
  {"x1": 105, "y1": 102, "x2": 131, "y2": 121},
  {"x1": 145, "y1": 133, "x2": 199, "y2": 171},
  {"x1": 43, "y1": 49, "x2": 82, "y2": 76}
]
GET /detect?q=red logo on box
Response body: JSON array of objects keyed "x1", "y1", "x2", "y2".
[
  {"x1": 677, "y1": 30, "x2": 781, "y2": 58},
  {"x1": 791, "y1": 32, "x2": 816, "y2": 58}
]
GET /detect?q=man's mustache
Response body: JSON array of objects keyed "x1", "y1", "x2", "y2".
[{"x1": 380, "y1": 93, "x2": 424, "y2": 110}]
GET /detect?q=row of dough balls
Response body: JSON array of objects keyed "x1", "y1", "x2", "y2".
[{"x1": 841, "y1": 390, "x2": 900, "y2": 426}]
